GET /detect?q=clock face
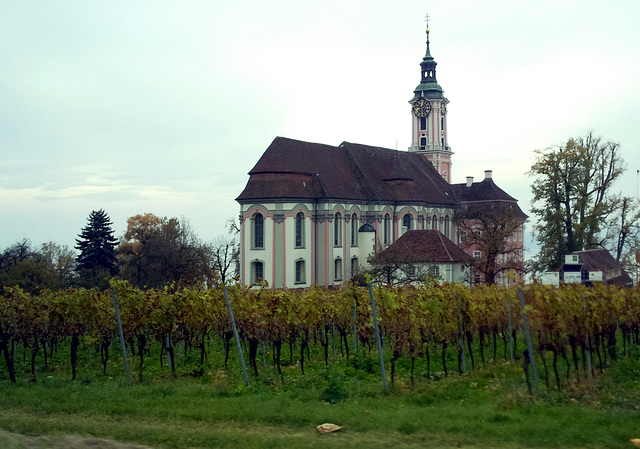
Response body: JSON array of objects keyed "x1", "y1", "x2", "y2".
[{"x1": 412, "y1": 98, "x2": 431, "y2": 118}]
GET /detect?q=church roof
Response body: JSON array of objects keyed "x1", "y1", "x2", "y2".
[
  {"x1": 374, "y1": 230, "x2": 474, "y2": 264},
  {"x1": 236, "y1": 137, "x2": 458, "y2": 206},
  {"x1": 450, "y1": 177, "x2": 528, "y2": 220},
  {"x1": 450, "y1": 178, "x2": 517, "y2": 202}
]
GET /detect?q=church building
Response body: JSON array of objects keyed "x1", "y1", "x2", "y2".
[{"x1": 236, "y1": 24, "x2": 525, "y2": 288}]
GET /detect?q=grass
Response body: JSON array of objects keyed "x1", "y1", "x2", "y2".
[{"x1": 1, "y1": 340, "x2": 640, "y2": 448}]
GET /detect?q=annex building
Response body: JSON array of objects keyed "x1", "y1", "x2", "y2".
[{"x1": 236, "y1": 25, "x2": 526, "y2": 288}]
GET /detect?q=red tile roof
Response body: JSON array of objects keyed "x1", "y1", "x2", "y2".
[
  {"x1": 571, "y1": 249, "x2": 633, "y2": 286},
  {"x1": 374, "y1": 230, "x2": 474, "y2": 264}
]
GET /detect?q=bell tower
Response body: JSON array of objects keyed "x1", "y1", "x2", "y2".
[{"x1": 408, "y1": 15, "x2": 453, "y2": 183}]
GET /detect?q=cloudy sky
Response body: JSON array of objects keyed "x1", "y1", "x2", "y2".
[{"x1": 2, "y1": 1, "x2": 639, "y2": 260}]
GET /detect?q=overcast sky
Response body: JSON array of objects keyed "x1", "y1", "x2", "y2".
[{"x1": 2, "y1": 1, "x2": 639, "y2": 260}]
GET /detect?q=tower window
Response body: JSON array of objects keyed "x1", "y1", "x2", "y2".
[
  {"x1": 420, "y1": 137, "x2": 426, "y2": 148},
  {"x1": 441, "y1": 117, "x2": 444, "y2": 129},
  {"x1": 420, "y1": 117, "x2": 426, "y2": 130}
]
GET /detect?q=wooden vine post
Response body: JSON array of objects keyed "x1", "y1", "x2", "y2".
[
  {"x1": 456, "y1": 292, "x2": 466, "y2": 374},
  {"x1": 223, "y1": 285, "x2": 250, "y2": 387},
  {"x1": 582, "y1": 295, "x2": 593, "y2": 380},
  {"x1": 518, "y1": 287, "x2": 538, "y2": 394},
  {"x1": 507, "y1": 292, "x2": 514, "y2": 361},
  {"x1": 111, "y1": 287, "x2": 132, "y2": 385},
  {"x1": 367, "y1": 282, "x2": 388, "y2": 390}
]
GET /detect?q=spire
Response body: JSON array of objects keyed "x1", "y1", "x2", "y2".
[{"x1": 412, "y1": 15, "x2": 443, "y2": 100}]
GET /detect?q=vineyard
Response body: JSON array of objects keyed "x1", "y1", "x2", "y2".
[{"x1": 1, "y1": 280, "x2": 639, "y2": 392}]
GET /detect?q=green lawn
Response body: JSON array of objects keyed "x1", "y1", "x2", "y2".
[{"x1": 1, "y1": 345, "x2": 640, "y2": 449}]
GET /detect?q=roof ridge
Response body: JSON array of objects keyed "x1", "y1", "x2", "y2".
[{"x1": 436, "y1": 230, "x2": 453, "y2": 261}]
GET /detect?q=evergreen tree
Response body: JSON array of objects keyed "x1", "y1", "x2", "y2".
[{"x1": 75, "y1": 209, "x2": 119, "y2": 281}]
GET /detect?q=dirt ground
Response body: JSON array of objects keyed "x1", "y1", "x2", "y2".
[{"x1": 0, "y1": 430, "x2": 155, "y2": 449}]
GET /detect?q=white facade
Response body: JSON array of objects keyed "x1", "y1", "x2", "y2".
[{"x1": 240, "y1": 201, "x2": 456, "y2": 288}]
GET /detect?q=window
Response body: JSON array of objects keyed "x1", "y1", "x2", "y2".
[
  {"x1": 402, "y1": 213, "x2": 412, "y2": 230},
  {"x1": 295, "y1": 260, "x2": 305, "y2": 284},
  {"x1": 406, "y1": 265, "x2": 416, "y2": 277},
  {"x1": 334, "y1": 212, "x2": 342, "y2": 247},
  {"x1": 420, "y1": 136, "x2": 427, "y2": 148},
  {"x1": 420, "y1": 117, "x2": 427, "y2": 130},
  {"x1": 251, "y1": 261, "x2": 264, "y2": 284},
  {"x1": 351, "y1": 258, "x2": 358, "y2": 279},
  {"x1": 295, "y1": 212, "x2": 304, "y2": 248},
  {"x1": 334, "y1": 258, "x2": 343, "y2": 281},
  {"x1": 351, "y1": 213, "x2": 358, "y2": 246},
  {"x1": 429, "y1": 265, "x2": 440, "y2": 277},
  {"x1": 443, "y1": 216, "x2": 450, "y2": 238},
  {"x1": 441, "y1": 117, "x2": 444, "y2": 129},
  {"x1": 253, "y1": 213, "x2": 264, "y2": 249},
  {"x1": 474, "y1": 230, "x2": 482, "y2": 238},
  {"x1": 459, "y1": 231, "x2": 467, "y2": 243},
  {"x1": 383, "y1": 213, "x2": 391, "y2": 244},
  {"x1": 431, "y1": 215, "x2": 438, "y2": 230},
  {"x1": 473, "y1": 251, "x2": 482, "y2": 259}
]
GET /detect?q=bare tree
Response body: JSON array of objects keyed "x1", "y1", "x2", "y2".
[{"x1": 455, "y1": 204, "x2": 526, "y2": 285}]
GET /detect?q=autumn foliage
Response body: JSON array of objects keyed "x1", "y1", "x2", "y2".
[{"x1": 1, "y1": 281, "x2": 638, "y2": 386}]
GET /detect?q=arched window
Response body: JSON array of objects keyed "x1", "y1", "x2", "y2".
[
  {"x1": 351, "y1": 213, "x2": 358, "y2": 246},
  {"x1": 251, "y1": 261, "x2": 264, "y2": 285},
  {"x1": 431, "y1": 214, "x2": 438, "y2": 231},
  {"x1": 295, "y1": 212, "x2": 304, "y2": 248},
  {"x1": 383, "y1": 213, "x2": 391, "y2": 244},
  {"x1": 334, "y1": 212, "x2": 342, "y2": 247},
  {"x1": 351, "y1": 257, "x2": 358, "y2": 279},
  {"x1": 295, "y1": 259, "x2": 305, "y2": 284},
  {"x1": 444, "y1": 215, "x2": 450, "y2": 238},
  {"x1": 334, "y1": 258, "x2": 343, "y2": 281},
  {"x1": 403, "y1": 213, "x2": 412, "y2": 231},
  {"x1": 253, "y1": 213, "x2": 264, "y2": 249}
]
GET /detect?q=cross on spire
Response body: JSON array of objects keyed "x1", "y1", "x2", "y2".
[{"x1": 424, "y1": 13, "x2": 430, "y2": 31}]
